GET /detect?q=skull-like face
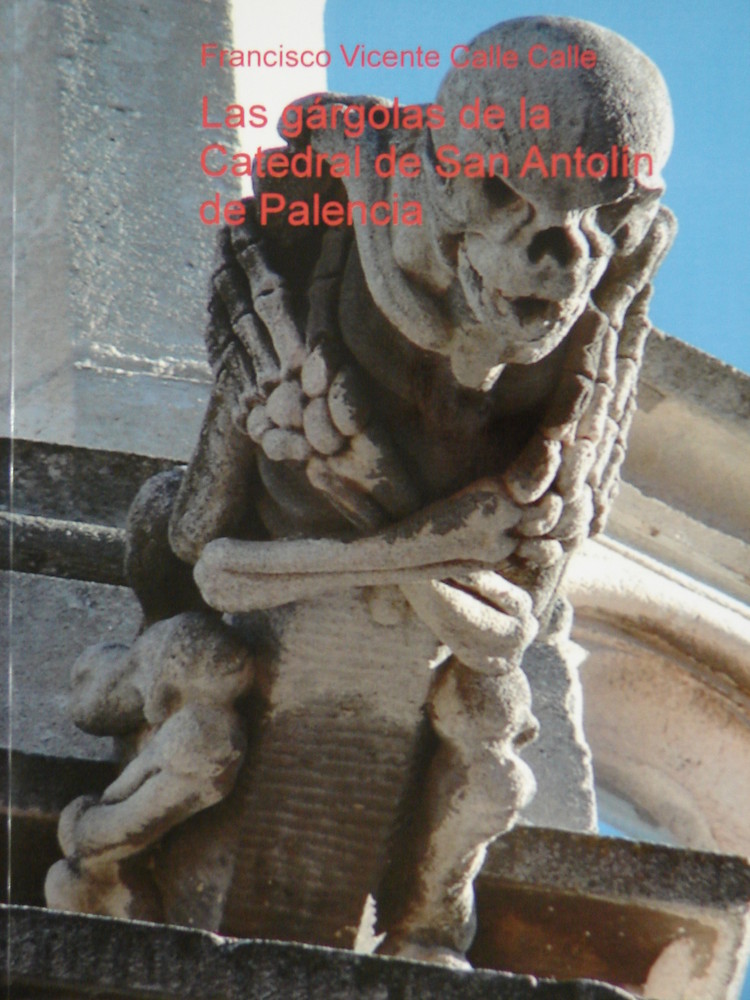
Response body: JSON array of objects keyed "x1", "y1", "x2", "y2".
[
  {"x1": 384, "y1": 16, "x2": 672, "y2": 388},
  {"x1": 311, "y1": 17, "x2": 674, "y2": 390},
  {"x1": 390, "y1": 139, "x2": 663, "y2": 387}
]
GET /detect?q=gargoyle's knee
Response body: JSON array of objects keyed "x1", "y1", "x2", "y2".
[
  {"x1": 427, "y1": 659, "x2": 539, "y2": 831},
  {"x1": 125, "y1": 468, "x2": 209, "y2": 625}
]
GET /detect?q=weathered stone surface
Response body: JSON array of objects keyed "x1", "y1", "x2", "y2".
[
  {"x1": 5, "y1": 795, "x2": 749, "y2": 998},
  {"x1": 474, "y1": 830, "x2": 750, "y2": 1000},
  {"x1": 625, "y1": 333, "x2": 750, "y2": 543},
  {"x1": 17, "y1": 9, "x2": 674, "y2": 964},
  {"x1": 2, "y1": 439, "x2": 177, "y2": 529},
  {"x1": 44, "y1": 15, "x2": 676, "y2": 965},
  {"x1": 0, "y1": 0, "x2": 11, "y2": 441},
  {"x1": 1, "y1": 571, "x2": 139, "y2": 761},
  {"x1": 568, "y1": 539, "x2": 750, "y2": 858},
  {"x1": 0, "y1": 439, "x2": 179, "y2": 584},
  {"x1": 7, "y1": 500, "x2": 748, "y2": 994},
  {"x1": 2, "y1": 0, "x2": 239, "y2": 457},
  {"x1": 3, "y1": 752, "x2": 118, "y2": 912},
  {"x1": 0, "y1": 515, "x2": 592, "y2": 842},
  {"x1": 46, "y1": 613, "x2": 257, "y2": 923},
  {"x1": 4, "y1": 904, "x2": 638, "y2": 999},
  {"x1": 518, "y1": 602, "x2": 596, "y2": 833},
  {"x1": 3, "y1": 0, "x2": 746, "y2": 991}
]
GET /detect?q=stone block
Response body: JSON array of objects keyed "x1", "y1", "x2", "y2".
[
  {"x1": 0, "y1": 571, "x2": 139, "y2": 761},
  {"x1": 473, "y1": 829, "x2": 750, "y2": 1000},
  {"x1": 4, "y1": 904, "x2": 638, "y2": 999},
  {"x1": 4, "y1": 0, "x2": 241, "y2": 458}
]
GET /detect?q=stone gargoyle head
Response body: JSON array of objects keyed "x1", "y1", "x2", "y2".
[{"x1": 293, "y1": 16, "x2": 674, "y2": 390}]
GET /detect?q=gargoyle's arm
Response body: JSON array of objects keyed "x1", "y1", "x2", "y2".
[
  {"x1": 168, "y1": 364, "x2": 259, "y2": 567},
  {"x1": 193, "y1": 478, "x2": 524, "y2": 612}
]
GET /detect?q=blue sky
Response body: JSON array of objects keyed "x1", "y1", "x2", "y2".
[{"x1": 324, "y1": 0, "x2": 750, "y2": 374}]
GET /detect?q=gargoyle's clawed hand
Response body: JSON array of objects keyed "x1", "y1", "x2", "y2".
[
  {"x1": 211, "y1": 222, "x2": 308, "y2": 396},
  {"x1": 242, "y1": 344, "x2": 419, "y2": 532},
  {"x1": 401, "y1": 570, "x2": 539, "y2": 673},
  {"x1": 503, "y1": 208, "x2": 675, "y2": 562}
]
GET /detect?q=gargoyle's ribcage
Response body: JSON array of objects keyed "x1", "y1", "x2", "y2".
[{"x1": 208, "y1": 212, "x2": 423, "y2": 541}]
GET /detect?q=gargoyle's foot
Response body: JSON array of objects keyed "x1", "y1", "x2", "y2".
[
  {"x1": 378, "y1": 939, "x2": 472, "y2": 969},
  {"x1": 377, "y1": 939, "x2": 473, "y2": 970},
  {"x1": 45, "y1": 855, "x2": 162, "y2": 922},
  {"x1": 375, "y1": 658, "x2": 537, "y2": 965}
]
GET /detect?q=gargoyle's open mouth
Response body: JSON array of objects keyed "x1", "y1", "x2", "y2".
[
  {"x1": 509, "y1": 295, "x2": 560, "y2": 327},
  {"x1": 459, "y1": 253, "x2": 562, "y2": 335}
]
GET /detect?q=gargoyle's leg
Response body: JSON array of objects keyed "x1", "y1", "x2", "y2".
[
  {"x1": 376, "y1": 656, "x2": 538, "y2": 966},
  {"x1": 374, "y1": 573, "x2": 539, "y2": 965}
]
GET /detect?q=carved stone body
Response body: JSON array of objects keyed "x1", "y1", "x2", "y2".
[{"x1": 46, "y1": 16, "x2": 675, "y2": 966}]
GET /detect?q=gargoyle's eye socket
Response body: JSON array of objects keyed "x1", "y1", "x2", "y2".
[
  {"x1": 598, "y1": 189, "x2": 659, "y2": 234},
  {"x1": 597, "y1": 198, "x2": 636, "y2": 237},
  {"x1": 597, "y1": 191, "x2": 661, "y2": 251},
  {"x1": 482, "y1": 175, "x2": 518, "y2": 211}
]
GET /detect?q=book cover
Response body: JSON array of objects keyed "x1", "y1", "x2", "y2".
[{"x1": 3, "y1": 1, "x2": 749, "y2": 996}]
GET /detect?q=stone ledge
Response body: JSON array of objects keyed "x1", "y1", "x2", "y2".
[
  {"x1": 472, "y1": 830, "x2": 750, "y2": 996},
  {"x1": 5, "y1": 791, "x2": 748, "y2": 998},
  {"x1": 3, "y1": 905, "x2": 637, "y2": 1000},
  {"x1": 625, "y1": 331, "x2": 750, "y2": 546}
]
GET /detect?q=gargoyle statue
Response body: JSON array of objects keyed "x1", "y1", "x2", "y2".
[{"x1": 47, "y1": 16, "x2": 675, "y2": 967}]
